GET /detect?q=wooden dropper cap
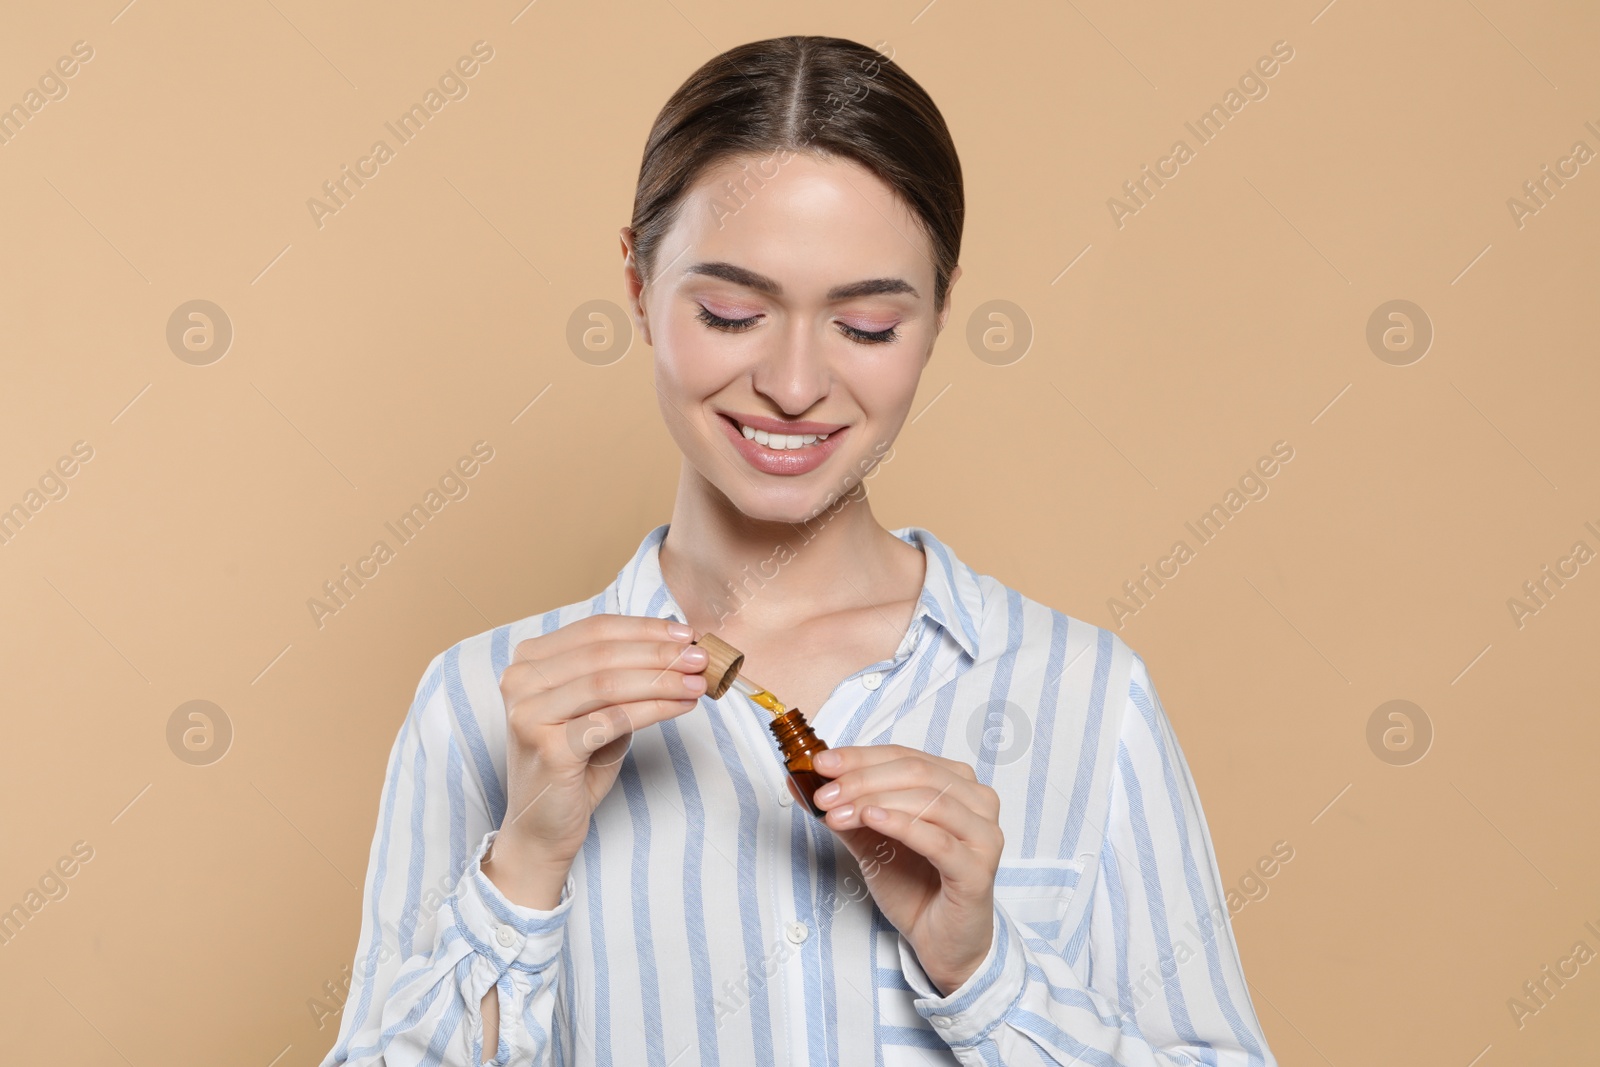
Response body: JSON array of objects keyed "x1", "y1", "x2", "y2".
[{"x1": 691, "y1": 632, "x2": 744, "y2": 699}]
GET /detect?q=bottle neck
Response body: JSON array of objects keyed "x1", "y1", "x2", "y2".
[{"x1": 768, "y1": 708, "x2": 825, "y2": 758}]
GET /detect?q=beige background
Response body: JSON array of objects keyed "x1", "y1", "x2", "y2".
[{"x1": 2, "y1": 0, "x2": 1597, "y2": 1063}]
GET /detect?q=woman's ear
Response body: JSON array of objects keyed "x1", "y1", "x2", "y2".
[
  {"x1": 925, "y1": 264, "x2": 961, "y2": 367},
  {"x1": 619, "y1": 225, "x2": 653, "y2": 346},
  {"x1": 934, "y1": 263, "x2": 962, "y2": 335}
]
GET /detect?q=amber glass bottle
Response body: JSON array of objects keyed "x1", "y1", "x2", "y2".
[
  {"x1": 692, "y1": 632, "x2": 831, "y2": 818},
  {"x1": 768, "y1": 708, "x2": 830, "y2": 818}
]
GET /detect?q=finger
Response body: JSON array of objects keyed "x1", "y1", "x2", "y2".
[
  {"x1": 508, "y1": 614, "x2": 694, "y2": 673},
  {"x1": 824, "y1": 820, "x2": 898, "y2": 877},
  {"x1": 514, "y1": 667, "x2": 707, "y2": 732},
  {"x1": 817, "y1": 743, "x2": 980, "y2": 784},
  {"x1": 503, "y1": 634, "x2": 708, "y2": 697},
  {"x1": 825, "y1": 783, "x2": 998, "y2": 849},
  {"x1": 537, "y1": 700, "x2": 700, "y2": 767},
  {"x1": 816, "y1": 755, "x2": 998, "y2": 823},
  {"x1": 849, "y1": 798, "x2": 988, "y2": 886},
  {"x1": 572, "y1": 697, "x2": 704, "y2": 748}
]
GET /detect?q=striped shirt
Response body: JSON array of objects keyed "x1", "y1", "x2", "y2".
[{"x1": 320, "y1": 522, "x2": 1277, "y2": 1066}]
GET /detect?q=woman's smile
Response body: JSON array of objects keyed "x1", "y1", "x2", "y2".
[{"x1": 716, "y1": 410, "x2": 850, "y2": 475}]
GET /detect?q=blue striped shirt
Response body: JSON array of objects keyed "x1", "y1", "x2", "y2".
[{"x1": 320, "y1": 522, "x2": 1276, "y2": 1066}]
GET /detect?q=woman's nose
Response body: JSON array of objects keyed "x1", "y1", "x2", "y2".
[{"x1": 750, "y1": 321, "x2": 831, "y2": 413}]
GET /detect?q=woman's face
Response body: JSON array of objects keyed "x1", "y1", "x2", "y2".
[{"x1": 624, "y1": 151, "x2": 959, "y2": 525}]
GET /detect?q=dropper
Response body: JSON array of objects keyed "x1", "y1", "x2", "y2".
[
  {"x1": 690, "y1": 631, "x2": 833, "y2": 819},
  {"x1": 688, "y1": 632, "x2": 789, "y2": 717},
  {"x1": 727, "y1": 674, "x2": 788, "y2": 718}
]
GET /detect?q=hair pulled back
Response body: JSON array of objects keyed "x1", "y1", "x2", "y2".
[{"x1": 629, "y1": 36, "x2": 964, "y2": 311}]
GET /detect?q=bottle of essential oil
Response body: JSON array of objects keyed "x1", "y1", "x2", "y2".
[{"x1": 692, "y1": 632, "x2": 830, "y2": 818}]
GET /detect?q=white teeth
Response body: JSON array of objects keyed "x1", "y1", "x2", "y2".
[{"x1": 736, "y1": 420, "x2": 835, "y2": 449}]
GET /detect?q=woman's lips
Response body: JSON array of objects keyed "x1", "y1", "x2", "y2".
[{"x1": 717, "y1": 414, "x2": 847, "y2": 476}]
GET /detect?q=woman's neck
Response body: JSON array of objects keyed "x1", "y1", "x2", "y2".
[{"x1": 658, "y1": 463, "x2": 920, "y2": 641}]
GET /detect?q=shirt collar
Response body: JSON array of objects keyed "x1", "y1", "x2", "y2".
[{"x1": 608, "y1": 522, "x2": 983, "y2": 662}]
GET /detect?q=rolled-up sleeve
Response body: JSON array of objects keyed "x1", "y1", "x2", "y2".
[
  {"x1": 319, "y1": 652, "x2": 576, "y2": 1067},
  {"x1": 898, "y1": 654, "x2": 1277, "y2": 1066}
]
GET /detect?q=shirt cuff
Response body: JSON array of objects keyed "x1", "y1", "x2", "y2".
[
  {"x1": 897, "y1": 899, "x2": 1028, "y2": 1048},
  {"x1": 449, "y1": 829, "x2": 576, "y2": 972}
]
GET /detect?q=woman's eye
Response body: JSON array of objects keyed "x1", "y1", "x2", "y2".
[
  {"x1": 839, "y1": 322, "x2": 900, "y2": 345},
  {"x1": 696, "y1": 305, "x2": 760, "y2": 332},
  {"x1": 695, "y1": 304, "x2": 899, "y2": 345}
]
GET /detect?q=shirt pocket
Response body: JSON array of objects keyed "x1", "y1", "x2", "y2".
[{"x1": 992, "y1": 857, "x2": 1084, "y2": 943}]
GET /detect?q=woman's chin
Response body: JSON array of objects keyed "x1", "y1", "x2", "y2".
[{"x1": 725, "y1": 489, "x2": 855, "y2": 529}]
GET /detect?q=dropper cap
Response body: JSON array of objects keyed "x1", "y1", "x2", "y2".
[{"x1": 691, "y1": 632, "x2": 745, "y2": 699}]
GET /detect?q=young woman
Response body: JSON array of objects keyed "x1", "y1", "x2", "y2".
[{"x1": 321, "y1": 35, "x2": 1277, "y2": 1067}]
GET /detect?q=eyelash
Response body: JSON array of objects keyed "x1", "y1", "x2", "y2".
[{"x1": 695, "y1": 305, "x2": 900, "y2": 345}]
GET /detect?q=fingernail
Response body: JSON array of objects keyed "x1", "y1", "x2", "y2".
[
  {"x1": 815, "y1": 782, "x2": 840, "y2": 803},
  {"x1": 815, "y1": 750, "x2": 840, "y2": 772},
  {"x1": 683, "y1": 673, "x2": 707, "y2": 691},
  {"x1": 831, "y1": 804, "x2": 854, "y2": 822},
  {"x1": 681, "y1": 646, "x2": 708, "y2": 665},
  {"x1": 667, "y1": 622, "x2": 694, "y2": 640}
]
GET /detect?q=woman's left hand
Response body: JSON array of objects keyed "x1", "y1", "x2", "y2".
[{"x1": 803, "y1": 744, "x2": 1003, "y2": 996}]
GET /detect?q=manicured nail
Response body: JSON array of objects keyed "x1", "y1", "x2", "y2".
[
  {"x1": 667, "y1": 622, "x2": 694, "y2": 640},
  {"x1": 814, "y1": 782, "x2": 840, "y2": 803},
  {"x1": 681, "y1": 646, "x2": 708, "y2": 665},
  {"x1": 815, "y1": 750, "x2": 840, "y2": 772}
]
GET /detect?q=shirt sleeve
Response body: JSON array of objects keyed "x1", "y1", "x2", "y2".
[
  {"x1": 896, "y1": 654, "x2": 1277, "y2": 1066},
  {"x1": 318, "y1": 652, "x2": 578, "y2": 1067}
]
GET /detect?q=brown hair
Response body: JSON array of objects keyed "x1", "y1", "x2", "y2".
[{"x1": 629, "y1": 35, "x2": 964, "y2": 311}]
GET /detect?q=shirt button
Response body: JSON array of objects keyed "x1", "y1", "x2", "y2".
[
  {"x1": 861, "y1": 671, "x2": 883, "y2": 691},
  {"x1": 495, "y1": 925, "x2": 517, "y2": 948},
  {"x1": 778, "y1": 787, "x2": 793, "y2": 806},
  {"x1": 933, "y1": 1016, "x2": 952, "y2": 1028},
  {"x1": 785, "y1": 921, "x2": 809, "y2": 944}
]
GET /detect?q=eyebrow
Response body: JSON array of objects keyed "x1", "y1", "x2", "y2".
[{"x1": 683, "y1": 261, "x2": 920, "y2": 302}]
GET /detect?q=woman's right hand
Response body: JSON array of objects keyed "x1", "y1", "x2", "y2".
[{"x1": 481, "y1": 614, "x2": 709, "y2": 908}]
